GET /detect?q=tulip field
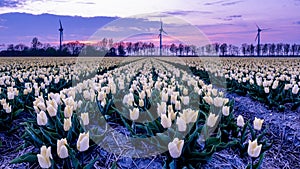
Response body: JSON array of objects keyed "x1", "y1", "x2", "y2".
[{"x1": 0, "y1": 57, "x2": 299, "y2": 169}]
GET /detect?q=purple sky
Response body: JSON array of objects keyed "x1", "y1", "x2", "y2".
[{"x1": 0, "y1": 0, "x2": 299, "y2": 49}]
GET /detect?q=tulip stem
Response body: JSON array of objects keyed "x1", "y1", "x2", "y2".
[
  {"x1": 132, "y1": 121, "x2": 136, "y2": 135},
  {"x1": 81, "y1": 152, "x2": 84, "y2": 166},
  {"x1": 174, "y1": 158, "x2": 177, "y2": 169}
]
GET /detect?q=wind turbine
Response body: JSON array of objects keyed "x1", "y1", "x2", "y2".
[
  {"x1": 59, "y1": 20, "x2": 64, "y2": 51},
  {"x1": 158, "y1": 20, "x2": 167, "y2": 56},
  {"x1": 255, "y1": 24, "x2": 269, "y2": 56}
]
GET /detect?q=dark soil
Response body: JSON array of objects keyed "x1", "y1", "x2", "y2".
[
  {"x1": 205, "y1": 92, "x2": 300, "y2": 169},
  {"x1": 0, "y1": 118, "x2": 36, "y2": 169}
]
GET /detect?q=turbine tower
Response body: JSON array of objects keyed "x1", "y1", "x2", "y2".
[
  {"x1": 255, "y1": 25, "x2": 269, "y2": 56},
  {"x1": 158, "y1": 20, "x2": 167, "y2": 56},
  {"x1": 59, "y1": 20, "x2": 64, "y2": 51}
]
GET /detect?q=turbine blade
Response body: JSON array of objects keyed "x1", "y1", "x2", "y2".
[
  {"x1": 163, "y1": 30, "x2": 167, "y2": 35},
  {"x1": 255, "y1": 34, "x2": 258, "y2": 41},
  {"x1": 262, "y1": 28, "x2": 271, "y2": 31},
  {"x1": 256, "y1": 24, "x2": 260, "y2": 29},
  {"x1": 59, "y1": 20, "x2": 62, "y2": 28}
]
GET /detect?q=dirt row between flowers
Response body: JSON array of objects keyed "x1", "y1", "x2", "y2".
[
  {"x1": 1, "y1": 91, "x2": 299, "y2": 169},
  {"x1": 203, "y1": 92, "x2": 300, "y2": 169}
]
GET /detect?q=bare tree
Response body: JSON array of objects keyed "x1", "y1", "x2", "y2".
[
  {"x1": 220, "y1": 43, "x2": 228, "y2": 56},
  {"x1": 262, "y1": 44, "x2": 268, "y2": 56},
  {"x1": 283, "y1": 44, "x2": 290, "y2": 56},
  {"x1": 241, "y1": 43, "x2": 248, "y2": 56},
  {"x1": 31, "y1": 37, "x2": 42, "y2": 50}
]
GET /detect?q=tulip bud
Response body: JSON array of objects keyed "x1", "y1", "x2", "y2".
[
  {"x1": 57, "y1": 138, "x2": 69, "y2": 159},
  {"x1": 272, "y1": 80, "x2": 279, "y2": 89},
  {"x1": 139, "y1": 99, "x2": 144, "y2": 107},
  {"x1": 37, "y1": 146, "x2": 52, "y2": 169},
  {"x1": 64, "y1": 118, "x2": 72, "y2": 131},
  {"x1": 223, "y1": 98, "x2": 229, "y2": 105},
  {"x1": 130, "y1": 108, "x2": 139, "y2": 121},
  {"x1": 170, "y1": 94, "x2": 177, "y2": 104},
  {"x1": 139, "y1": 91, "x2": 146, "y2": 100},
  {"x1": 37, "y1": 111, "x2": 48, "y2": 126},
  {"x1": 83, "y1": 90, "x2": 90, "y2": 100},
  {"x1": 206, "y1": 113, "x2": 219, "y2": 127},
  {"x1": 181, "y1": 96, "x2": 189, "y2": 105},
  {"x1": 161, "y1": 92, "x2": 169, "y2": 102},
  {"x1": 176, "y1": 116, "x2": 187, "y2": 132},
  {"x1": 213, "y1": 97, "x2": 224, "y2": 107},
  {"x1": 77, "y1": 132, "x2": 89, "y2": 152},
  {"x1": 64, "y1": 105, "x2": 73, "y2": 118},
  {"x1": 46, "y1": 105, "x2": 57, "y2": 117},
  {"x1": 284, "y1": 84, "x2": 292, "y2": 90},
  {"x1": 183, "y1": 88, "x2": 188, "y2": 96},
  {"x1": 264, "y1": 87, "x2": 269, "y2": 94},
  {"x1": 180, "y1": 109, "x2": 198, "y2": 124},
  {"x1": 37, "y1": 102, "x2": 47, "y2": 111},
  {"x1": 97, "y1": 91, "x2": 106, "y2": 101},
  {"x1": 237, "y1": 115, "x2": 245, "y2": 127},
  {"x1": 110, "y1": 83, "x2": 116, "y2": 94},
  {"x1": 247, "y1": 139, "x2": 262, "y2": 158},
  {"x1": 211, "y1": 89, "x2": 218, "y2": 96},
  {"x1": 222, "y1": 106, "x2": 230, "y2": 116},
  {"x1": 0, "y1": 98, "x2": 6, "y2": 105},
  {"x1": 81, "y1": 113, "x2": 89, "y2": 125},
  {"x1": 161, "y1": 114, "x2": 172, "y2": 128},
  {"x1": 168, "y1": 138, "x2": 184, "y2": 158},
  {"x1": 145, "y1": 89, "x2": 151, "y2": 98},
  {"x1": 292, "y1": 85, "x2": 299, "y2": 94},
  {"x1": 168, "y1": 105, "x2": 176, "y2": 120},
  {"x1": 157, "y1": 102, "x2": 166, "y2": 116},
  {"x1": 3, "y1": 103, "x2": 11, "y2": 113},
  {"x1": 50, "y1": 93, "x2": 61, "y2": 105},
  {"x1": 23, "y1": 89, "x2": 28, "y2": 95},
  {"x1": 253, "y1": 117, "x2": 264, "y2": 131},
  {"x1": 203, "y1": 96, "x2": 213, "y2": 105},
  {"x1": 175, "y1": 100, "x2": 181, "y2": 111},
  {"x1": 7, "y1": 91, "x2": 15, "y2": 100}
]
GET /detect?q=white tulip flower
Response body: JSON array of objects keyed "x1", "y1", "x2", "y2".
[
  {"x1": 247, "y1": 139, "x2": 262, "y2": 158},
  {"x1": 157, "y1": 102, "x2": 167, "y2": 116},
  {"x1": 77, "y1": 132, "x2": 89, "y2": 152},
  {"x1": 237, "y1": 115, "x2": 245, "y2": 127},
  {"x1": 176, "y1": 116, "x2": 187, "y2": 132},
  {"x1": 213, "y1": 97, "x2": 224, "y2": 107},
  {"x1": 253, "y1": 117, "x2": 264, "y2": 131},
  {"x1": 222, "y1": 106, "x2": 230, "y2": 116},
  {"x1": 64, "y1": 105, "x2": 73, "y2": 118},
  {"x1": 130, "y1": 108, "x2": 139, "y2": 121},
  {"x1": 206, "y1": 113, "x2": 219, "y2": 127},
  {"x1": 168, "y1": 138, "x2": 184, "y2": 158},
  {"x1": 37, "y1": 111, "x2": 48, "y2": 126},
  {"x1": 63, "y1": 118, "x2": 72, "y2": 131},
  {"x1": 57, "y1": 138, "x2": 69, "y2": 159},
  {"x1": 292, "y1": 85, "x2": 299, "y2": 94},
  {"x1": 81, "y1": 113, "x2": 89, "y2": 125},
  {"x1": 161, "y1": 114, "x2": 172, "y2": 128},
  {"x1": 37, "y1": 146, "x2": 52, "y2": 169},
  {"x1": 175, "y1": 100, "x2": 181, "y2": 111}
]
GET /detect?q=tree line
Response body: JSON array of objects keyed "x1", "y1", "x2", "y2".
[{"x1": 1, "y1": 37, "x2": 300, "y2": 57}]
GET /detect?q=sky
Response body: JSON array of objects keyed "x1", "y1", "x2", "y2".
[{"x1": 0, "y1": 0, "x2": 300, "y2": 49}]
